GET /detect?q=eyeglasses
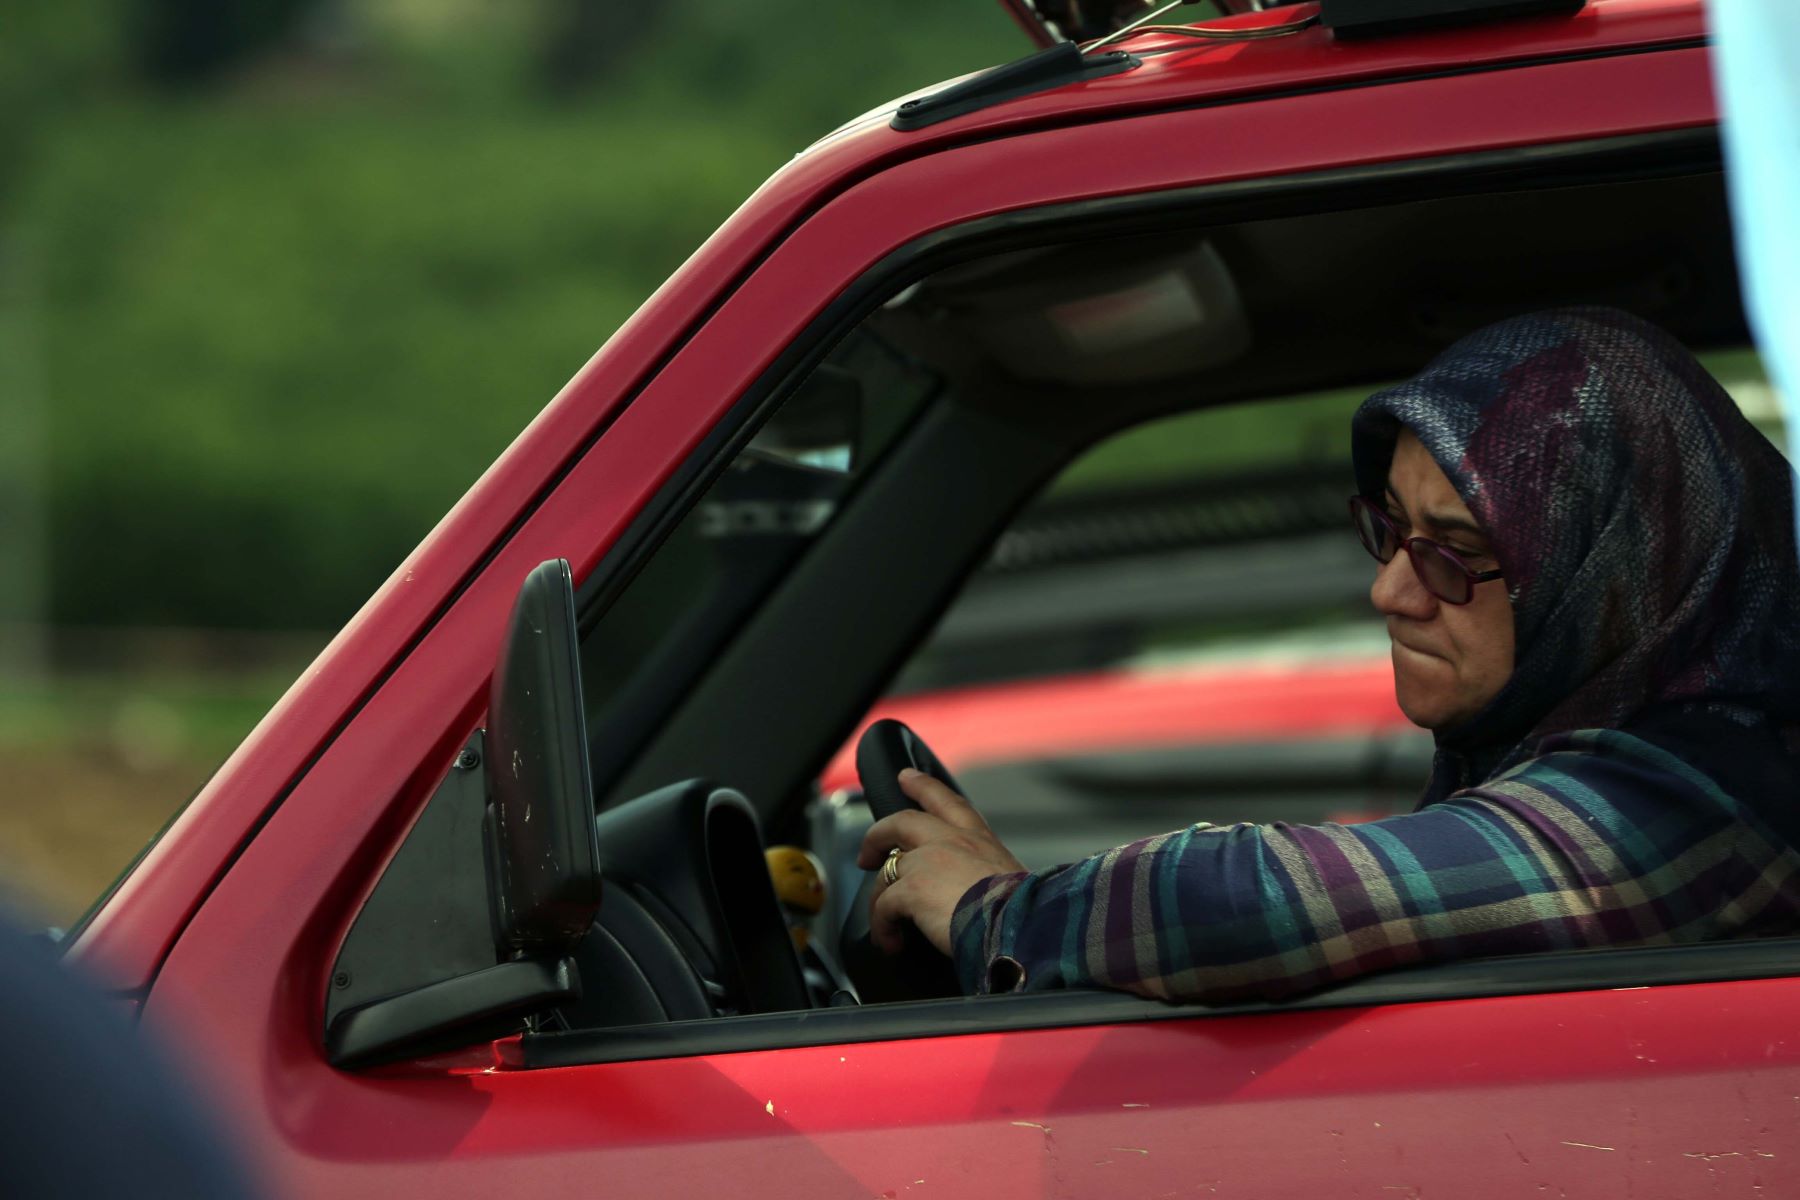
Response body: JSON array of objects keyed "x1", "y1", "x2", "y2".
[{"x1": 1348, "y1": 495, "x2": 1503, "y2": 606}]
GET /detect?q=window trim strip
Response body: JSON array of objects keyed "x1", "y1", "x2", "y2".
[{"x1": 524, "y1": 934, "x2": 1800, "y2": 1068}]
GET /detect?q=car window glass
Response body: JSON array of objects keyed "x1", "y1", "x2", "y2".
[{"x1": 580, "y1": 329, "x2": 940, "y2": 805}]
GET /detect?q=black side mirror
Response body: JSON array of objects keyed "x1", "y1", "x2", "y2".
[
  {"x1": 484, "y1": 559, "x2": 603, "y2": 954},
  {"x1": 324, "y1": 559, "x2": 601, "y2": 1068}
]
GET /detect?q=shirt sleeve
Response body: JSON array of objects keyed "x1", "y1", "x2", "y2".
[{"x1": 948, "y1": 728, "x2": 1800, "y2": 1000}]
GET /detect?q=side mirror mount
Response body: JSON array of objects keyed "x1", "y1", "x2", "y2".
[{"x1": 324, "y1": 559, "x2": 601, "y2": 1069}]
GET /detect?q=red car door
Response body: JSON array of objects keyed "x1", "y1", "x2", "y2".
[{"x1": 76, "y1": 8, "x2": 1800, "y2": 1197}]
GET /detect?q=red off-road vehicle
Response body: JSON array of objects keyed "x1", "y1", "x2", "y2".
[{"x1": 71, "y1": 2, "x2": 1800, "y2": 1195}]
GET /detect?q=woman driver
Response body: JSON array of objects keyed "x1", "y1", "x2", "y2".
[{"x1": 860, "y1": 307, "x2": 1800, "y2": 1000}]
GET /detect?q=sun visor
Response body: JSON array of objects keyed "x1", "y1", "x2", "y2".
[{"x1": 965, "y1": 241, "x2": 1250, "y2": 386}]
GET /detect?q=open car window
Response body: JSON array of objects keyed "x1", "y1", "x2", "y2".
[
  {"x1": 844, "y1": 352, "x2": 1789, "y2": 872},
  {"x1": 841, "y1": 386, "x2": 1421, "y2": 875}
]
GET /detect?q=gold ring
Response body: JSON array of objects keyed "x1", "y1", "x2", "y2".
[{"x1": 881, "y1": 847, "x2": 903, "y2": 887}]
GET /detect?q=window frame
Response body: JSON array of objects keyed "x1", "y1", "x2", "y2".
[
  {"x1": 524, "y1": 935, "x2": 1800, "y2": 1067},
  {"x1": 515, "y1": 124, "x2": 1800, "y2": 1071}
]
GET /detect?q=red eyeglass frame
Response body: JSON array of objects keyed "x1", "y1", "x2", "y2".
[{"x1": 1348, "y1": 495, "x2": 1503, "y2": 605}]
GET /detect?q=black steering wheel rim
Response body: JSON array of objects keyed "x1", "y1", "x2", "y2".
[
  {"x1": 854, "y1": 719, "x2": 965, "y2": 822},
  {"x1": 836, "y1": 719, "x2": 965, "y2": 1003}
]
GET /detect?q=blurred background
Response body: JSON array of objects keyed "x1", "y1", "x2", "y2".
[{"x1": 0, "y1": 0, "x2": 1027, "y2": 928}]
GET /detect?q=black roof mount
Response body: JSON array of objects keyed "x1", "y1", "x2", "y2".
[
  {"x1": 891, "y1": 42, "x2": 1139, "y2": 133},
  {"x1": 1319, "y1": 0, "x2": 1585, "y2": 40}
]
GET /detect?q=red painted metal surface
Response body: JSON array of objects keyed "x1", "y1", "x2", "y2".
[
  {"x1": 69, "y1": 0, "x2": 1711, "y2": 996},
  {"x1": 389, "y1": 980, "x2": 1800, "y2": 1195},
  {"x1": 107, "y1": 38, "x2": 1736, "y2": 1196},
  {"x1": 817, "y1": 657, "x2": 1408, "y2": 793}
]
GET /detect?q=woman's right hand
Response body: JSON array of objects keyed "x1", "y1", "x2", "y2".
[{"x1": 856, "y1": 769, "x2": 1026, "y2": 955}]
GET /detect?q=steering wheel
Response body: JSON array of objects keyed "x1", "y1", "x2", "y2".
[{"x1": 837, "y1": 719, "x2": 966, "y2": 1003}]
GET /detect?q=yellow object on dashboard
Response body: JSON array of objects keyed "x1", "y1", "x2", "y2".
[{"x1": 765, "y1": 845, "x2": 827, "y2": 951}]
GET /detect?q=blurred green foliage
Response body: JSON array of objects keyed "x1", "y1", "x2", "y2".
[
  {"x1": 0, "y1": 1, "x2": 127, "y2": 175},
  {"x1": 9, "y1": 0, "x2": 1025, "y2": 630}
]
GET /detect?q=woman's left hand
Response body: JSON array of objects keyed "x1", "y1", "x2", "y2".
[{"x1": 856, "y1": 769, "x2": 1027, "y2": 956}]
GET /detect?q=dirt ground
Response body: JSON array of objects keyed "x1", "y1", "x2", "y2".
[
  {"x1": 0, "y1": 631, "x2": 315, "y2": 932},
  {"x1": 1, "y1": 744, "x2": 215, "y2": 930}
]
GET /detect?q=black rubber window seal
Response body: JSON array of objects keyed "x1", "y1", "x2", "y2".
[{"x1": 524, "y1": 934, "x2": 1800, "y2": 1068}]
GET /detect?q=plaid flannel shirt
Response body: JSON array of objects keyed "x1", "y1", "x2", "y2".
[{"x1": 950, "y1": 728, "x2": 1800, "y2": 1000}]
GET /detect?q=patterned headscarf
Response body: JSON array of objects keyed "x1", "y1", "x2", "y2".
[{"x1": 1352, "y1": 307, "x2": 1800, "y2": 801}]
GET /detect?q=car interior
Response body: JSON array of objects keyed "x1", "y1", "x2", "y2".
[{"x1": 325, "y1": 126, "x2": 1800, "y2": 1071}]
